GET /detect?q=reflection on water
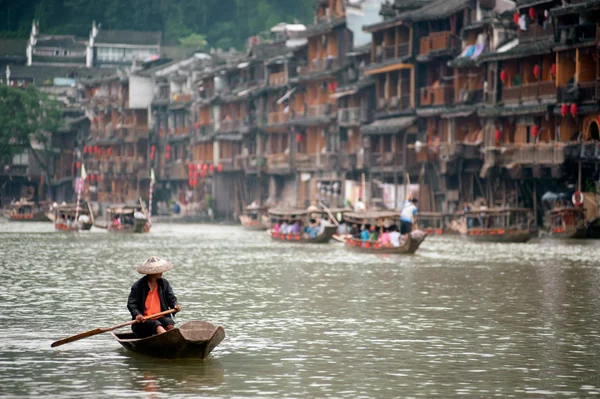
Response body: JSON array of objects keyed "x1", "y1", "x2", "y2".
[{"x1": 1, "y1": 220, "x2": 600, "y2": 397}]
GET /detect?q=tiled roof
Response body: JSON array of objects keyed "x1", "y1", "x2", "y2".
[
  {"x1": 409, "y1": 0, "x2": 472, "y2": 22},
  {"x1": 31, "y1": 55, "x2": 86, "y2": 65},
  {"x1": 9, "y1": 65, "x2": 116, "y2": 85},
  {"x1": 477, "y1": 38, "x2": 553, "y2": 63},
  {"x1": 550, "y1": 0, "x2": 600, "y2": 16},
  {"x1": 95, "y1": 30, "x2": 162, "y2": 46},
  {"x1": 361, "y1": 116, "x2": 416, "y2": 135},
  {"x1": 299, "y1": 17, "x2": 346, "y2": 38},
  {"x1": 0, "y1": 38, "x2": 27, "y2": 57},
  {"x1": 36, "y1": 36, "x2": 87, "y2": 50}
]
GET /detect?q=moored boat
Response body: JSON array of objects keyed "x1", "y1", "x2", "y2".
[
  {"x1": 239, "y1": 205, "x2": 271, "y2": 231},
  {"x1": 3, "y1": 199, "x2": 51, "y2": 222},
  {"x1": 267, "y1": 208, "x2": 338, "y2": 244},
  {"x1": 111, "y1": 320, "x2": 225, "y2": 359},
  {"x1": 547, "y1": 207, "x2": 587, "y2": 239},
  {"x1": 103, "y1": 198, "x2": 151, "y2": 233},
  {"x1": 342, "y1": 211, "x2": 427, "y2": 254},
  {"x1": 51, "y1": 201, "x2": 95, "y2": 231},
  {"x1": 463, "y1": 208, "x2": 536, "y2": 243}
]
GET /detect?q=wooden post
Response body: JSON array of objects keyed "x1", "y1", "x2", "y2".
[{"x1": 533, "y1": 179, "x2": 537, "y2": 228}]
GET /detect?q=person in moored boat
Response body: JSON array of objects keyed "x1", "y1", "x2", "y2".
[
  {"x1": 369, "y1": 225, "x2": 379, "y2": 241},
  {"x1": 378, "y1": 227, "x2": 391, "y2": 246},
  {"x1": 304, "y1": 218, "x2": 319, "y2": 238},
  {"x1": 127, "y1": 256, "x2": 182, "y2": 338},
  {"x1": 388, "y1": 225, "x2": 403, "y2": 247},
  {"x1": 280, "y1": 220, "x2": 290, "y2": 234},
  {"x1": 290, "y1": 220, "x2": 302, "y2": 235},
  {"x1": 360, "y1": 224, "x2": 371, "y2": 241}
]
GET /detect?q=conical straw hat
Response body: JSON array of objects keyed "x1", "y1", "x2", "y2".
[{"x1": 136, "y1": 256, "x2": 174, "y2": 274}]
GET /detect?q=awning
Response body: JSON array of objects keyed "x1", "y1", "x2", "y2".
[
  {"x1": 361, "y1": 116, "x2": 416, "y2": 135},
  {"x1": 277, "y1": 87, "x2": 297, "y2": 104},
  {"x1": 330, "y1": 88, "x2": 358, "y2": 100}
]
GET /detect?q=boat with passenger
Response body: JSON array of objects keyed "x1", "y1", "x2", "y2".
[
  {"x1": 239, "y1": 205, "x2": 271, "y2": 231},
  {"x1": 463, "y1": 207, "x2": 536, "y2": 243},
  {"x1": 2, "y1": 199, "x2": 51, "y2": 221},
  {"x1": 267, "y1": 207, "x2": 339, "y2": 243},
  {"x1": 50, "y1": 201, "x2": 95, "y2": 231},
  {"x1": 112, "y1": 320, "x2": 225, "y2": 359},
  {"x1": 102, "y1": 198, "x2": 151, "y2": 233},
  {"x1": 341, "y1": 211, "x2": 427, "y2": 254}
]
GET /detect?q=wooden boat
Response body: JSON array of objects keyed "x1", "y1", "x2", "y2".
[
  {"x1": 239, "y1": 205, "x2": 271, "y2": 231},
  {"x1": 342, "y1": 211, "x2": 427, "y2": 254},
  {"x1": 267, "y1": 207, "x2": 339, "y2": 244},
  {"x1": 51, "y1": 201, "x2": 95, "y2": 231},
  {"x1": 547, "y1": 207, "x2": 587, "y2": 239},
  {"x1": 463, "y1": 207, "x2": 536, "y2": 243},
  {"x1": 103, "y1": 198, "x2": 151, "y2": 233},
  {"x1": 111, "y1": 321, "x2": 225, "y2": 359},
  {"x1": 3, "y1": 199, "x2": 51, "y2": 221},
  {"x1": 417, "y1": 212, "x2": 446, "y2": 235}
]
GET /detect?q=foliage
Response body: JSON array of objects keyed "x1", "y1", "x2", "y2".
[
  {"x1": 178, "y1": 33, "x2": 207, "y2": 49},
  {"x1": 0, "y1": 85, "x2": 62, "y2": 163},
  {"x1": 0, "y1": 0, "x2": 316, "y2": 50}
]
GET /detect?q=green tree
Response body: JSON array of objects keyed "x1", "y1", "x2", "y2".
[
  {"x1": 178, "y1": 33, "x2": 207, "y2": 49},
  {"x1": 0, "y1": 85, "x2": 62, "y2": 188}
]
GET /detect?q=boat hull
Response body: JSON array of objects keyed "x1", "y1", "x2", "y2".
[
  {"x1": 112, "y1": 321, "x2": 225, "y2": 359},
  {"x1": 465, "y1": 230, "x2": 535, "y2": 243},
  {"x1": 344, "y1": 230, "x2": 427, "y2": 254},
  {"x1": 268, "y1": 225, "x2": 337, "y2": 244},
  {"x1": 4, "y1": 211, "x2": 50, "y2": 222}
]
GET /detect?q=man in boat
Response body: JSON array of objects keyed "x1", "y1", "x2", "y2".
[
  {"x1": 127, "y1": 256, "x2": 182, "y2": 338},
  {"x1": 400, "y1": 197, "x2": 418, "y2": 238}
]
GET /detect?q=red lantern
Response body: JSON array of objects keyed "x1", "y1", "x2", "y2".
[
  {"x1": 98, "y1": 148, "x2": 103, "y2": 156},
  {"x1": 570, "y1": 103, "x2": 578, "y2": 117},
  {"x1": 188, "y1": 163, "x2": 193, "y2": 171},
  {"x1": 194, "y1": 122, "x2": 200, "y2": 130},
  {"x1": 107, "y1": 148, "x2": 113, "y2": 156},
  {"x1": 561, "y1": 104, "x2": 569, "y2": 116},
  {"x1": 94, "y1": 145, "x2": 99, "y2": 154},
  {"x1": 551, "y1": 64, "x2": 557, "y2": 77},
  {"x1": 531, "y1": 125, "x2": 539, "y2": 137},
  {"x1": 513, "y1": 12, "x2": 519, "y2": 24},
  {"x1": 500, "y1": 70, "x2": 508, "y2": 84},
  {"x1": 150, "y1": 152, "x2": 155, "y2": 161},
  {"x1": 91, "y1": 174, "x2": 96, "y2": 182},
  {"x1": 151, "y1": 145, "x2": 156, "y2": 153},
  {"x1": 83, "y1": 146, "x2": 88, "y2": 154},
  {"x1": 76, "y1": 161, "x2": 82, "y2": 169},
  {"x1": 296, "y1": 133, "x2": 302, "y2": 143},
  {"x1": 217, "y1": 164, "x2": 223, "y2": 173},
  {"x1": 200, "y1": 171, "x2": 206, "y2": 179},
  {"x1": 188, "y1": 179, "x2": 193, "y2": 187},
  {"x1": 209, "y1": 164, "x2": 215, "y2": 172},
  {"x1": 533, "y1": 65, "x2": 540, "y2": 79},
  {"x1": 494, "y1": 129, "x2": 502, "y2": 142},
  {"x1": 202, "y1": 163, "x2": 208, "y2": 172},
  {"x1": 188, "y1": 171, "x2": 193, "y2": 179},
  {"x1": 597, "y1": 114, "x2": 600, "y2": 124},
  {"x1": 193, "y1": 171, "x2": 199, "y2": 181},
  {"x1": 85, "y1": 175, "x2": 90, "y2": 182},
  {"x1": 528, "y1": 7, "x2": 536, "y2": 20},
  {"x1": 166, "y1": 153, "x2": 171, "y2": 160},
  {"x1": 96, "y1": 174, "x2": 101, "y2": 182}
]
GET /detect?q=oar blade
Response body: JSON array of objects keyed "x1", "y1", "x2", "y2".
[{"x1": 51, "y1": 328, "x2": 105, "y2": 348}]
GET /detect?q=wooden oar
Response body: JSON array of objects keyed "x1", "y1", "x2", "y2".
[{"x1": 51, "y1": 308, "x2": 177, "y2": 348}]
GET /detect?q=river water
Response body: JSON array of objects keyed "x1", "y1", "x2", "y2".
[{"x1": 1, "y1": 221, "x2": 599, "y2": 398}]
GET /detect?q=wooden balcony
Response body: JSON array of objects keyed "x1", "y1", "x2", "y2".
[
  {"x1": 218, "y1": 119, "x2": 244, "y2": 133},
  {"x1": 420, "y1": 85, "x2": 454, "y2": 106},
  {"x1": 338, "y1": 107, "x2": 361, "y2": 126},
  {"x1": 267, "y1": 153, "x2": 291, "y2": 171},
  {"x1": 369, "y1": 152, "x2": 404, "y2": 169},
  {"x1": 374, "y1": 43, "x2": 410, "y2": 64},
  {"x1": 300, "y1": 57, "x2": 339, "y2": 75},
  {"x1": 419, "y1": 31, "x2": 458, "y2": 57},
  {"x1": 519, "y1": 23, "x2": 553, "y2": 43},
  {"x1": 268, "y1": 112, "x2": 290, "y2": 125},
  {"x1": 172, "y1": 92, "x2": 192, "y2": 103},
  {"x1": 269, "y1": 72, "x2": 287, "y2": 86},
  {"x1": 306, "y1": 103, "x2": 333, "y2": 118},
  {"x1": 513, "y1": 143, "x2": 566, "y2": 165},
  {"x1": 503, "y1": 81, "x2": 556, "y2": 104}
]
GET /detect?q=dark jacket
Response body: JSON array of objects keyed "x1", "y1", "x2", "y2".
[{"x1": 127, "y1": 276, "x2": 178, "y2": 320}]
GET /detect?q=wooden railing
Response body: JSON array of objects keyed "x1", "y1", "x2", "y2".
[
  {"x1": 218, "y1": 119, "x2": 244, "y2": 133},
  {"x1": 338, "y1": 107, "x2": 361, "y2": 125},
  {"x1": 268, "y1": 112, "x2": 289, "y2": 124},
  {"x1": 513, "y1": 143, "x2": 566, "y2": 165},
  {"x1": 267, "y1": 153, "x2": 290, "y2": 169},
  {"x1": 269, "y1": 72, "x2": 286, "y2": 86},
  {"x1": 419, "y1": 31, "x2": 458, "y2": 56},
  {"x1": 503, "y1": 80, "x2": 557, "y2": 103},
  {"x1": 420, "y1": 85, "x2": 454, "y2": 106},
  {"x1": 299, "y1": 57, "x2": 339, "y2": 75},
  {"x1": 306, "y1": 103, "x2": 332, "y2": 118},
  {"x1": 519, "y1": 23, "x2": 553, "y2": 43},
  {"x1": 369, "y1": 152, "x2": 404, "y2": 168}
]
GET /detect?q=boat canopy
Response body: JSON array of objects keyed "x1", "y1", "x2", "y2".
[
  {"x1": 344, "y1": 211, "x2": 400, "y2": 223},
  {"x1": 268, "y1": 208, "x2": 308, "y2": 218},
  {"x1": 464, "y1": 207, "x2": 531, "y2": 216}
]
